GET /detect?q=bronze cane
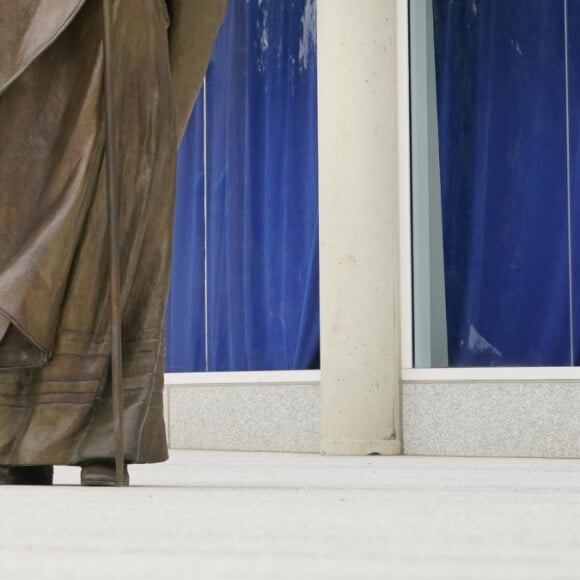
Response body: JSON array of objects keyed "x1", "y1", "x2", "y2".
[{"x1": 102, "y1": 0, "x2": 126, "y2": 486}]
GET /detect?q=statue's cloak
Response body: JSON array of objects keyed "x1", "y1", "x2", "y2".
[{"x1": 0, "y1": 0, "x2": 226, "y2": 465}]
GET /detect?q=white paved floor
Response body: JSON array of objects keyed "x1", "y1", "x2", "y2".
[{"x1": 0, "y1": 451, "x2": 578, "y2": 580}]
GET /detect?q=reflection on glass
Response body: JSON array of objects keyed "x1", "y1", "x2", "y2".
[{"x1": 412, "y1": 0, "x2": 575, "y2": 367}]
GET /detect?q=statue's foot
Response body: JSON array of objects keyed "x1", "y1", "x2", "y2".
[
  {"x1": 0, "y1": 465, "x2": 54, "y2": 485},
  {"x1": 81, "y1": 462, "x2": 129, "y2": 487}
]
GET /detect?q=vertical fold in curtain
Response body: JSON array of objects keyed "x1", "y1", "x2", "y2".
[
  {"x1": 568, "y1": 0, "x2": 580, "y2": 364},
  {"x1": 166, "y1": 98, "x2": 206, "y2": 372}
]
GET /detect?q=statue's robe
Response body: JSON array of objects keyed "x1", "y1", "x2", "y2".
[{"x1": 0, "y1": 0, "x2": 227, "y2": 465}]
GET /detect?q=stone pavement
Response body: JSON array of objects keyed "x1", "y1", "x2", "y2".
[{"x1": 0, "y1": 450, "x2": 578, "y2": 580}]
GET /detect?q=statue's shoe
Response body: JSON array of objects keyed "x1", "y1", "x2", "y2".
[
  {"x1": 81, "y1": 462, "x2": 129, "y2": 487},
  {"x1": 0, "y1": 465, "x2": 53, "y2": 485}
]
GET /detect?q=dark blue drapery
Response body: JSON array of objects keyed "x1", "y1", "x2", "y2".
[
  {"x1": 165, "y1": 100, "x2": 207, "y2": 372},
  {"x1": 433, "y1": 0, "x2": 580, "y2": 366},
  {"x1": 166, "y1": 0, "x2": 319, "y2": 372}
]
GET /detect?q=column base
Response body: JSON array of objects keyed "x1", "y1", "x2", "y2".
[{"x1": 321, "y1": 439, "x2": 402, "y2": 456}]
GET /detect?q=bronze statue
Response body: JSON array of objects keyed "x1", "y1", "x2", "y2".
[{"x1": 0, "y1": 0, "x2": 227, "y2": 485}]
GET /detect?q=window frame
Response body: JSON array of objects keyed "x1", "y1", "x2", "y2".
[{"x1": 398, "y1": 0, "x2": 580, "y2": 381}]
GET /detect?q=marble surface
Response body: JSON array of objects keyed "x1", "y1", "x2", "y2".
[
  {"x1": 163, "y1": 381, "x2": 580, "y2": 458},
  {"x1": 403, "y1": 382, "x2": 580, "y2": 457},
  {"x1": 168, "y1": 384, "x2": 320, "y2": 453}
]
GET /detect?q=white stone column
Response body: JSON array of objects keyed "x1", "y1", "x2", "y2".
[{"x1": 318, "y1": 0, "x2": 402, "y2": 455}]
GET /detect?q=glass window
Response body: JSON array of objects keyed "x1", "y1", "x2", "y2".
[
  {"x1": 166, "y1": 0, "x2": 320, "y2": 372},
  {"x1": 411, "y1": 0, "x2": 577, "y2": 367}
]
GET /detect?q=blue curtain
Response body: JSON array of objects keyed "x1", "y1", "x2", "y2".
[
  {"x1": 166, "y1": 0, "x2": 319, "y2": 372},
  {"x1": 166, "y1": 99, "x2": 207, "y2": 372},
  {"x1": 569, "y1": 0, "x2": 580, "y2": 361},
  {"x1": 433, "y1": 0, "x2": 580, "y2": 366}
]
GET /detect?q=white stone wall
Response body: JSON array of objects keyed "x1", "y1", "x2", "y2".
[
  {"x1": 163, "y1": 374, "x2": 320, "y2": 453},
  {"x1": 403, "y1": 383, "x2": 580, "y2": 458},
  {"x1": 164, "y1": 378, "x2": 580, "y2": 458}
]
